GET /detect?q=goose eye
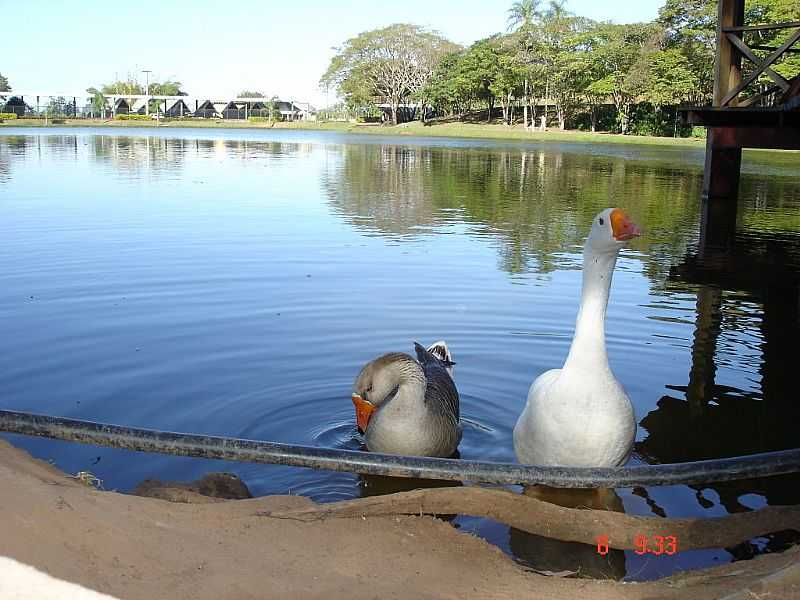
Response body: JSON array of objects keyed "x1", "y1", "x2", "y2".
[{"x1": 598, "y1": 217, "x2": 604, "y2": 225}]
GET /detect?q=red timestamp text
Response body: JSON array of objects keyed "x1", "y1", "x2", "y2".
[{"x1": 595, "y1": 534, "x2": 679, "y2": 556}]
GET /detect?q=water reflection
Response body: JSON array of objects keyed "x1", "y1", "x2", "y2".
[
  {"x1": 0, "y1": 132, "x2": 316, "y2": 183},
  {"x1": 324, "y1": 143, "x2": 707, "y2": 276},
  {"x1": 509, "y1": 486, "x2": 627, "y2": 579},
  {"x1": 359, "y1": 474, "x2": 462, "y2": 498},
  {"x1": 638, "y1": 225, "x2": 800, "y2": 557}
]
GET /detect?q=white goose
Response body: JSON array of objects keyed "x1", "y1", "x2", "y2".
[{"x1": 514, "y1": 208, "x2": 640, "y2": 467}]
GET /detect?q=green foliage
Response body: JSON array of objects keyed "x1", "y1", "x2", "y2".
[
  {"x1": 86, "y1": 87, "x2": 106, "y2": 115},
  {"x1": 148, "y1": 81, "x2": 185, "y2": 96},
  {"x1": 238, "y1": 91, "x2": 265, "y2": 98},
  {"x1": 0, "y1": 112, "x2": 17, "y2": 120},
  {"x1": 114, "y1": 114, "x2": 151, "y2": 120},
  {"x1": 745, "y1": 0, "x2": 800, "y2": 82},
  {"x1": 98, "y1": 79, "x2": 185, "y2": 96},
  {"x1": 45, "y1": 97, "x2": 76, "y2": 118},
  {"x1": 322, "y1": 0, "x2": 799, "y2": 136},
  {"x1": 0, "y1": 72, "x2": 10, "y2": 92},
  {"x1": 658, "y1": 0, "x2": 717, "y2": 102},
  {"x1": 585, "y1": 22, "x2": 660, "y2": 133},
  {"x1": 101, "y1": 79, "x2": 143, "y2": 95},
  {"x1": 321, "y1": 23, "x2": 460, "y2": 123},
  {"x1": 507, "y1": 0, "x2": 543, "y2": 31},
  {"x1": 641, "y1": 48, "x2": 699, "y2": 108}
]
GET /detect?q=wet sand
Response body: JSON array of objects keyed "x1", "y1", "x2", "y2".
[{"x1": 0, "y1": 440, "x2": 798, "y2": 599}]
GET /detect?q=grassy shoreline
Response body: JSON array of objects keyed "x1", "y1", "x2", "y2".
[{"x1": 0, "y1": 117, "x2": 709, "y2": 148}]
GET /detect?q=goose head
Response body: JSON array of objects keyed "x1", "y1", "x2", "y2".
[
  {"x1": 351, "y1": 353, "x2": 420, "y2": 433},
  {"x1": 586, "y1": 208, "x2": 641, "y2": 254}
]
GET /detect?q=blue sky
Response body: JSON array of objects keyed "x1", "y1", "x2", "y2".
[{"x1": 3, "y1": 0, "x2": 665, "y2": 107}]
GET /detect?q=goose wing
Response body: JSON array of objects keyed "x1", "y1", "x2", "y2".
[{"x1": 414, "y1": 342, "x2": 459, "y2": 421}]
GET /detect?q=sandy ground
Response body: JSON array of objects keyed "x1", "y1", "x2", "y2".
[{"x1": 0, "y1": 439, "x2": 798, "y2": 600}]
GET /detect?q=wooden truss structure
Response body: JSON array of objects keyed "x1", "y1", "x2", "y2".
[{"x1": 681, "y1": 0, "x2": 800, "y2": 199}]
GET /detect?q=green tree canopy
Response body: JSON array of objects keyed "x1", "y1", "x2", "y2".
[
  {"x1": 320, "y1": 23, "x2": 459, "y2": 124},
  {"x1": 642, "y1": 47, "x2": 700, "y2": 108},
  {"x1": 98, "y1": 79, "x2": 185, "y2": 96},
  {"x1": 0, "y1": 72, "x2": 10, "y2": 92},
  {"x1": 85, "y1": 87, "x2": 106, "y2": 115},
  {"x1": 238, "y1": 90, "x2": 265, "y2": 98},
  {"x1": 100, "y1": 79, "x2": 143, "y2": 95},
  {"x1": 585, "y1": 22, "x2": 660, "y2": 133},
  {"x1": 507, "y1": 0, "x2": 543, "y2": 31},
  {"x1": 148, "y1": 81, "x2": 186, "y2": 96}
]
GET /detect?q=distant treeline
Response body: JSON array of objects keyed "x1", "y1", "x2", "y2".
[{"x1": 320, "y1": 0, "x2": 799, "y2": 135}]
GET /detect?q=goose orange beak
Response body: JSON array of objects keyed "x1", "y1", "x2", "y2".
[
  {"x1": 610, "y1": 208, "x2": 641, "y2": 241},
  {"x1": 352, "y1": 394, "x2": 375, "y2": 433}
]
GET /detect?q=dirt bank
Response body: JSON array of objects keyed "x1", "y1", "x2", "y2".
[{"x1": 0, "y1": 439, "x2": 798, "y2": 599}]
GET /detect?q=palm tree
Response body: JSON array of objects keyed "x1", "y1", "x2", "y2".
[
  {"x1": 544, "y1": 0, "x2": 569, "y2": 22},
  {"x1": 86, "y1": 87, "x2": 106, "y2": 119},
  {"x1": 507, "y1": 0, "x2": 542, "y2": 31},
  {"x1": 507, "y1": 0, "x2": 544, "y2": 129}
]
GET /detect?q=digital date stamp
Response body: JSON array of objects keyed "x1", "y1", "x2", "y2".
[{"x1": 596, "y1": 534, "x2": 679, "y2": 556}]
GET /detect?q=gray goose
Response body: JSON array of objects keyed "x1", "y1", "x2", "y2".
[{"x1": 351, "y1": 341, "x2": 461, "y2": 457}]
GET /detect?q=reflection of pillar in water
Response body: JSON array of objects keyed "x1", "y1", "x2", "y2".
[
  {"x1": 699, "y1": 195, "x2": 737, "y2": 254},
  {"x1": 760, "y1": 283, "x2": 800, "y2": 452},
  {"x1": 686, "y1": 285, "x2": 723, "y2": 417}
]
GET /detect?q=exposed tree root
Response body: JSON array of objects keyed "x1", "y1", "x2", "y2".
[{"x1": 258, "y1": 486, "x2": 800, "y2": 551}]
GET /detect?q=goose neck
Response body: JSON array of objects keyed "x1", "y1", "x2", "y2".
[{"x1": 563, "y1": 246, "x2": 618, "y2": 372}]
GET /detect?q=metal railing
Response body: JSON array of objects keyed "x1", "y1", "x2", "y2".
[{"x1": 1, "y1": 409, "x2": 799, "y2": 488}]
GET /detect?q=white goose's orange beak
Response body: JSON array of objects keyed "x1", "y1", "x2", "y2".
[
  {"x1": 352, "y1": 394, "x2": 375, "y2": 433},
  {"x1": 610, "y1": 208, "x2": 641, "y2": 241}
]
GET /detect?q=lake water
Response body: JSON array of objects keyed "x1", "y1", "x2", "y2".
[{"x1": 1, "y1": 127, "x2": 799, "y2": 580}]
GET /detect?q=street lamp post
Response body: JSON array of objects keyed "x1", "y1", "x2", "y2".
[{"x1": 142, "y1": 69, "x2": 152, "y2": 116}]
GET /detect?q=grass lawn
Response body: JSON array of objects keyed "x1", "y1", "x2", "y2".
[
  {"x1": 1, "y1": 116, "x2": 705, "y2": 147},
  {"x1": 350, "y1": 120, "x2": 707, "y2": 147}
]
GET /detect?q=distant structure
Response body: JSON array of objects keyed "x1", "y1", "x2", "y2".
[
  {"x1": 0, "y1": 91, "x2": 316, "y2": 121},
  {"x1": 680, "y1": 0, "x2": 799, "y2": 201}
]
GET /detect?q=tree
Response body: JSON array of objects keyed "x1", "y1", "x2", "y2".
[
  {"x1": 101, "y1": 79, "x2": 143, "y2": 95},
  {"x1": 506, "y1": 0, "x2": 545, "y2": 128},
  {"x1": 321, "y1": 23, "x2": 459, "y2": 124},
  {"x1": 95, "y1": 79, "x2": 185, "y2": 113},
  {"x1": 46, "y1": 96, "x2": 75, "y2": 118},
  {"x1": 418, "y1": 52, "x2": 465, "y2": 117},
  {"x1": 489, "y1": 46, "x2": 526, "y2": 125},
  {"x1": 658, "y1": 0, "x2": 716, "y2": 103},
  {"x1": 542, "y1": 12, "x2": 596, "y2": 130},
  {"x1": 586, "y1": 22, "x2": 658, "y2": 134},
  {"x1": 268, "y1": 96, "x2": 282, "y2": 122},
  {"x1": 642, "y1": 48, "x2": 699, "y2": 110},
  {"x1": 507, "y1": 0, "x2": 543, "y2": 31},
  {"x1": 86, "y1": 87, "x2": 106, "y2": 118},
  {"x1": 147, "y1": 81, "x2": 186, "y2": 111},
  {"x1": 746, "y1": 0, "x2": 800, "y2": 84},
  {"x1": 149, "y1": 81, "x2": 185, "y2": 96},
  {"x1": 238, "y1": 90, "x2": 265, "y2": 98},
  {"x1": 459, "y1": 37, "x2": 504, "y2": 122},
  {"x1": 0, "y1": 72, "x2": 10, "y2": 92}
]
